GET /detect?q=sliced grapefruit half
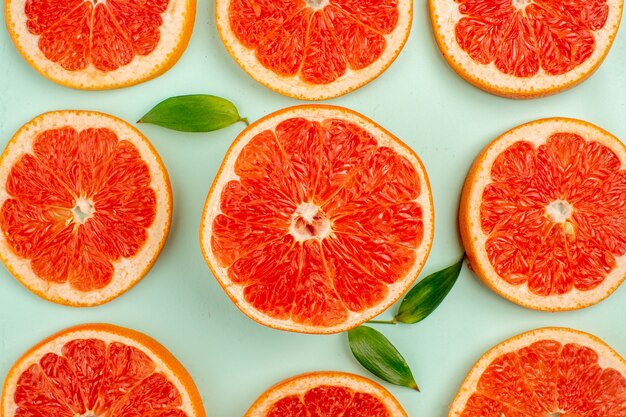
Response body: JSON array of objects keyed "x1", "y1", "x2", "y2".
[
  {"x1": 1, "y1": 323, "x2": 206, "y2": 417},
  {"x1": 216, "y1": 0, "x2": 412, "y2": 100},
  {"x1": 0, "y1": 110, "x2": 172, "y2": 306},
  {"x1": 245, "y1": 371, "x2": 408, "y2": 417},
  {"x1": 5, "y1": 0, "x2": 196, "y2": 89},
  {"x1": 450, "y1": 327, "x2": 626, "y2": 417},
  {"x1": 460, "y1": 118, "x2": 626, "y2": 311},
  {"x1": 430, "y1": 0, "x2": 624, "y2": 98},
  {"x1": 200, "y1": 105, "x2": 434, "y2": 334}
]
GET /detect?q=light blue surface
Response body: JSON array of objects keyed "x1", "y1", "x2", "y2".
[{"x1": 1, "y1": 2, "x2": 625, "y2": 416}]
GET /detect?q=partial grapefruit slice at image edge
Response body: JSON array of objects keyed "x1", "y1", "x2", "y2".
[
  {"x1": 429, "y1": 0, "x2": 624, "y2": 98},
  {"x1": 5, "y1": 0, "x2": 196, "y2": 89},
  {"x1": 0, "y1": 110, "x2": 172, "y2": 306},
  {"x1": 1, "y1": 323, "x2": 206, "y2": 417},
  {"x1": 459, "y1": 118, "x2": 626, "y2": 311},
  {"x1": 449, "y1": 327, "x2": 626, "y2": 417},
  {"x1": 245, "y1": 371, "x2": 408, "y2": 417},
  {"x1": 200, "y1": 105, "x2": 434, "y2": 334},
  {"x1": 216, "y1": 0, "x2": 412, "y2": 100}
]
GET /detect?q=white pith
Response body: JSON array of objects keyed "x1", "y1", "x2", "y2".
[
  {"x1": 5, "y1": 0, "x2": 194, "y2": 89},
  {"x1": 449, "y1": 327, "x2": 626, "y2": 417},
  {"x1": 462, "y1": 118, "x2": 626, "y2": 311},
  {"x1": 545, "y1": 199, "x2": 572, "y2": 224},
  {"x1": 430, "y1": 0, "x2": 624, "y2": 97},
  {"x1": 245, "y1": 372, "x2": 407, "y2": 417},
  {"x1": 73, "y1": 197, "x2": 95, "y2": 224},
  {"x1": 216, "y1": 0, "x2": 412, "y2": 100},
  {"x1": 1, "y1": 326, "x2": 200, "y2": 417},
  {"x1": 0, "y1": 111, "x2": 172, "y2": 306},
  {"x1": 200, "y1": 106, "x2": 434, "y2": 334},
  {"x1": 289, "y1": 202, "x2": 331, "y2": 242}
]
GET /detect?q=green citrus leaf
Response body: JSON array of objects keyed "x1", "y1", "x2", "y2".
[
  {"x1": 347, "y1": 325, "x2": 419, "y2": 391},
  {"x1": 138, "y1": 94, "x2": 248, "y2": 132},
  {"x1": 395, "y1": 255, "x2": 464, "y2": 324}
]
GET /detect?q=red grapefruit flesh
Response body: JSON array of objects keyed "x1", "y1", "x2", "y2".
[
  {"x1": 0, "y1": 111, "x2": 172, "y2": 306},
  {"x1": 430, "y1": 0, "x2": 624, "y2": 98},
  {"x1": 460, "y1": 118, "x2": 626, "y2": 310},
  {"x1": 245, "y1": 372, "x2": 408, "y2": 417},
  {"x1": 217, "y1": 0, "x2": 413, "y2": 100},
  {"x1": 5, "y1": 0, "x2": 196, "y2": 89},
  {"x1": 1, "y1": 324, "x2": 206, "y2": 417},
  {"x1": 450, "y1": 327, "x2": 626, "y2": 417},
  {"x1": 201, "y1": 105, "x2": 434, "y2": 334}
]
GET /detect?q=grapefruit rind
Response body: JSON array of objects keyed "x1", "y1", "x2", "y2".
[
  {"x1": 460, "y1": 118, "x2": 626, "y2": 311},
  {"x1": 449, "y1": 327, "x2": 626, "y2": 417},
  {"x1": 200, "y1": 105, "x2": 434, "y2": 334},
  {"x1": 0, "y1": 111, "x2": 172, "y2": 306},
  {"x1": 245, "y1": 371, "x2": 408, "y2": 417},
  {"x1": 429, "y1": 0, "x2": 624, "y2": 98},
  {"x1": 215, "y1": 0, "x2": 413, "y2": 100},
  {"x1": 4, "y1": 0, "x2": 196, "y2": 90},
  {"x1": 1, "y1": 323, "x2": 206, "y2": 417}
]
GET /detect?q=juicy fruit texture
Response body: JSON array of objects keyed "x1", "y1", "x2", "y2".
[
  {"x1": 455, "y1": 0, "x2": 608, "y2": 77},
  {"x1": 460, "y1": 118, "x2": 626, "y2": 310},
  {"x1": 230, "y1": 0, "x2": 397, "y2": 84},
  {"x1": 1, "y1": 324, "x2": 205, "y2": 417},
  {"x1": 266, "y1": 386, "x2": 390, "y2": 417},
  {"x1": 0, "y1": 128, "x2": 156, "y2": 292},
  {"x1": 481, "y1": 133, "x2": 626, "y2": 296},
  {"x1": 202, "y1": 106, "x2": 433, "y2": 333},
  {"x1": 452, "y1": 328, "x2": 626, "y2": 417},
  {"x1": 25, "y1": 0, "x2": 170, "y2": 72},
  {"x1": 245, "y1": 372, "x2": 407, "y2": 417},
  {"x1": 14, "y1": 338, "x2": 186, "y2": 417}
]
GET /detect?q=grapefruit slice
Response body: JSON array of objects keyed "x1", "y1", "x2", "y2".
[
  {"x1": 1, "y1": 323, "x2": 206, "y2": 417},
  {"x1": 450, "y1": 327, "x2": 626, "y2": 417},
  {"x1": 200, "y1": 105, "x2": 434, "y2": 334},
  {"x1": 430, "y1": 0, "x2": 624, "y2": 98},
  {"x1": 216, "y1": 0, "x2": 412, "y2": 100},
  {"x1": 5, "y1": 0, "x2": 196, "y2": 89},
  {"x1": 0, "y1": 111, "x2": 172, "y2": 306},
  {"x1": 460, "y1": 118, "x2": 626, "y2": 311},
  {"x1": 245, "y1": 372, "x2": 408, "y2": 417}
]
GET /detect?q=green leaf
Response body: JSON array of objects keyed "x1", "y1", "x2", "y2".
[
  {"x1": 395, "y1": 255, "x2": 464, "y2": 324},
  {"x1": 348, "y1": 325, "x2": 419, "y2": 391},
  {"x1": 138, "y1": 94, "x2": 248, "y2": 132}
]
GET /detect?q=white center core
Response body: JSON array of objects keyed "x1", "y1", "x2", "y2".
[
  {"x1": 545, "y1": 199, "x2": 573, "y2": 224},
  {"x1": 306, "y1": 0, "x2": 328, "y2": 10},
  {"x1": 512, "y1": 0, "x2": 532, "y2": 10},
  {"x1": 290, "y1": 203, "x2": 331, "y2": 241},
  {"x1": 73, "y1": 198, "x2": 95, "y2": 224}
]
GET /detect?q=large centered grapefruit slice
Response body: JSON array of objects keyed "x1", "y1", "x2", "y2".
[
  {"x1": 1, "y1": 323, "x2": 206, "y2": 417},
  {"x1": 0, "y1": 111, "x2": 172, "y2": 306},
  {"x1": 200, "y1": 105, "x2": 434, "y2": 334},
  {"x1": 5, "y1": 0, "x2": 196, "y2": 89},
  {"x1": 245, "y1": 372, "x2": 408, "y2": 417},
  {"x1": 430, "y1": 0, "x2": 624, "y2": 98},
  {"x1": 460, "y1": 118, "x2": 626, "y2": 311},
  {"x1": 216, "y1": 0, "x2": 412, "y2": 100},
  {"x1": 450, "y1": 327, "x2": 626, "y2": 417}
]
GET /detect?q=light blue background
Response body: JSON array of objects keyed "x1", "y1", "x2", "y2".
[{"x1": 1, "y1": 1, "x2": 625, "y2": 416}]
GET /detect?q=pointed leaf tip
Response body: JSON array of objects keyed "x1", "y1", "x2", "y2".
[
  {"x1": 395, "y1": 254, "x2": 465, "y2": 324},
  {"x1": 347, "y1": 326, "x2": 418, "y2": 391},
  {"x1": 138, "y1": 94, "x2": 246, "y2": 132}
]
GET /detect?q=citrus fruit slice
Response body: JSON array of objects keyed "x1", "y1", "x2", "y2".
[
  {"x1": 430, "y1": 0, "x2": 624, "y2": 98},
  {"x1": 1, "y1": 323, "x2": 206, "y2": 417},
  {"x1": 200, "y1": 105, "x2": 434, "y2": 334},
  {"x1": 0, "y1": 111, "x2": 172, "y2": 306},
  {"x1": 5, "y1": 0, "x2": 196, "y2": 89},
  {"x1": 450, "y1": 327, "x2": 626, "y2": 417},
  {"x1": 460, "y1": 118, "x2": 626, "y2": 311},
  {"x1": 216, "y1": 0, "x2": 412, "y2": 100},
  {"x1": 245, "y1": 371, "x2": 408, "y2": 417}
]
